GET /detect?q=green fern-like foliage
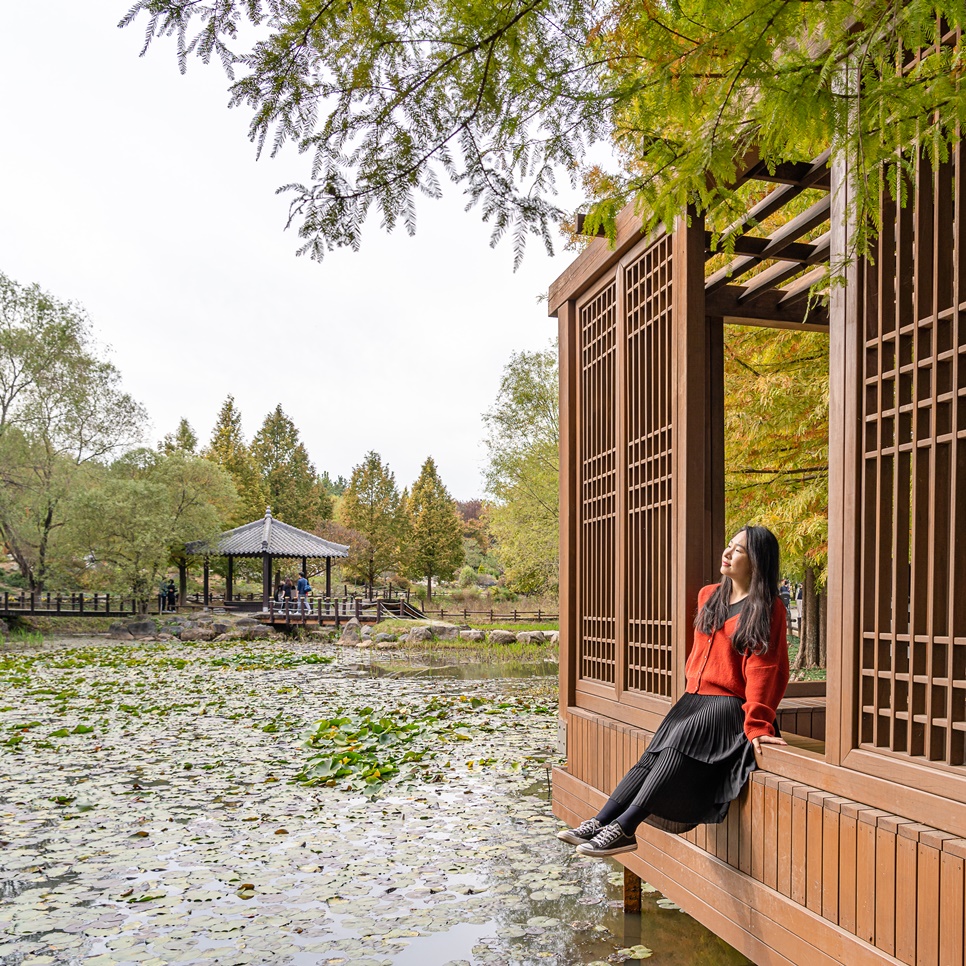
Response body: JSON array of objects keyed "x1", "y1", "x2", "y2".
[{"x1": 121, "y1": 0, "x2": 966, "y2": 261}]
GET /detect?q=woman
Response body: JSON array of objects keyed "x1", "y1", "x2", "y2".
[{"x1": 558, "y1": 525, "x2": 789, "y2": 857}]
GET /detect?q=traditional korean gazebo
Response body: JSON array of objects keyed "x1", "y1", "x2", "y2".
[{"x1": 187, "y1": 508, "x2": 349, "y2": 609}]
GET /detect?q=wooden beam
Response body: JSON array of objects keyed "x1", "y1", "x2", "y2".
[
  {"x1": 706, "y1": 195, "x2": 832, "y2": 293},
  {"x1": 705, "y1": 231, "x2": 831, "y2": 266},
  {"x1": 706, "y1": 285, "x2": 829, "y2": 327},
  {"x1": 743, "y1": 158, "x2": 833, "y2": 189},
  {"x1": 720, "y1": 149, "x2": 832, "y2": 240}
]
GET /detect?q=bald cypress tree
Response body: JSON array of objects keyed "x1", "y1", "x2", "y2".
[
  {"x1": 204, "y1": 396, "x2": 266, "y2": 526},
  {"x1": 405, "y1": 457, "x2": 464, "y2": 601}
]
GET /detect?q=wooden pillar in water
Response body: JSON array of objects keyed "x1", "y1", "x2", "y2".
[{"x1": 623, "y1": 867, "x2": 642, "y2": 914}]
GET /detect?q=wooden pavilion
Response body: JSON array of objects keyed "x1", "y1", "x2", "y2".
[
  {"x1": 550, "y1": 130, "x2": 966, "y2": 963},
  {"x1": 187, "y1": 508, "x2": 349, "y2": 609}
]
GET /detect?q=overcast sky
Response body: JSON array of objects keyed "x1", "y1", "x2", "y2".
[{"x1": 0, "y1": 3, "x2": 580, "y2": 501}]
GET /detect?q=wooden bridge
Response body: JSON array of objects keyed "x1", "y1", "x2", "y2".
[
  {"x1": 258, "y1": 597, "x2": 425, "y2": 629},
  {"x1": 0, "y1": 591, "x2": 144, "y2": 619}
]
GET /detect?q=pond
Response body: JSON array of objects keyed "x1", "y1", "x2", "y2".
[{"x1": 0, "y1": 638, "x2": 750, "y2": 965}]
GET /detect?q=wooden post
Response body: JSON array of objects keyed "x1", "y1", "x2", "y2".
[
  {"x1": 262, "y1": 553, "x2": 272, "y2": 612},
  {"x1": 623, "y1": 867, "x2": 642, "y2": 914},
  {"x1": 226, "y1": 555, "x2": 234, "y2": 603},
  {"x1": 178, "y1": 558, "x2": 188, "y2": 610},
  {"x1": 78, "y1": 593, "x2": 84, "y2": 615},
  {"x1": 301, "y1": 556, "x2": 307, "y2": 578},
  {"x1": 334, "y1": 601, "x2": 341, "y2": 631},
  {"x1": 203, "y1": 557, "x2": 210, "y2": 608},
  {"x1": 355, "y1": 598, "x2": 361, "y2": 620},
  {"x1": 326, "y1": 557, "x2": 332, "y2": 599},
  {"x1": 106, "y1": 593, "x2": 110, "y2": 615},
  {"x1": 377, "y1": 600, "x2": 383, "y2": 622}
]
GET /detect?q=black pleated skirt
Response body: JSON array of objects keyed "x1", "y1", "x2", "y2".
[{"x1": 610, "y1": 692, "x2": 774, "y2": 834}]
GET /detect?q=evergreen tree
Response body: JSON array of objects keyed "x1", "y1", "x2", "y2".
[
  {"x1": 125, "y1": 1, "x2": 966, "y2": 263},
  {"x1": 203, "y1": 396, "x2": 267, "y2": 525},
  {"x1": 405, "y1": 457, "x2": 464, "y2": 601},
  {"x1": 339, "y1": 451, "x2": 402, "y2": 595},
  {"x1": 159, "y1": 417, "x2": 198, "y2": 454},
  {"x1": 250, "y1": 404, "x2": 332, "y2": 529}
]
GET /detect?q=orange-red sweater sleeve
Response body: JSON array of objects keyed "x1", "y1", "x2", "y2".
[{"x1": 740, "y1": 599, "x2": 789, "y2": 740}]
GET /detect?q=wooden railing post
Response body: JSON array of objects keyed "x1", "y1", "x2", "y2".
[{"x1": 79, "y1": 593, "x2": 84, "y2": 614}]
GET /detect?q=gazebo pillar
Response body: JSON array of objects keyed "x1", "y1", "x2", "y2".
[
  {"x1": 226, "y1": 555, "x2": 234, "y2": 602},
  {"x1": 178, "y1": 559, "x2": 187, "y2": 610},
  {"x1": 203, "y1": 557, "x2": 210, "y2": 608},
  {"x1": 262, "y1": 553, "x2": 272, "y2": 611},
  {"x1": 326, "y1": 557, "x2": 332, "y2": 598}
]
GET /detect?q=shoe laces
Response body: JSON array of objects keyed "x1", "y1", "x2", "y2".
[
  {"x1": 592, "y1": 822, "x2": 625, "y2": 847},
  {"x1": 576, "y1": 818, "x2": 602, "y2": 836}
]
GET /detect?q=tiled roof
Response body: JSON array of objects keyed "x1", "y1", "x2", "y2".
[{"x1": 187, "y1": 510, "x2": 349, "y2": 558}]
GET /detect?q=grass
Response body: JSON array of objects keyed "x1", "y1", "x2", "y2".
[
  {"x1": 787, "y1": 639, "x2": 828, "y2": 681},
  {"x1": 5, "y1": 615, "x2": 117, "y2": 635}
]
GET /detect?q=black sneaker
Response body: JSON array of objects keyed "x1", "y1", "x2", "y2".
[
  {"x1": 575, "y1": 822, "x2": 638, "y2": 856},
  {"x1": 556, "y1": 817, "x2": 603, "y2": 845}
]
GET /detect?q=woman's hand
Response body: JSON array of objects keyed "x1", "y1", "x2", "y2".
[{"x1": 751, "y1": 734, "x2": 787, "y2": 755}]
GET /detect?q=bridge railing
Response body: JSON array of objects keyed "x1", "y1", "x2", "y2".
[{"x1": 0, "y1": 591, "x2": 146, "y2": 616}]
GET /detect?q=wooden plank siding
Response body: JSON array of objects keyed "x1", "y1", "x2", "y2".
[{"x1": 556, "y1": 734, "x2": 964, "y2": 965}]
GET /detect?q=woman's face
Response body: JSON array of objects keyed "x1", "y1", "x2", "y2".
[{"x1": 721, "y1": 530, "x2": 752, "y2": 586}]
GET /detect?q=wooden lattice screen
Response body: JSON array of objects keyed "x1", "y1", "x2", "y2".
[
  {"x1": 624, "y1": 236, "x2": 675, "y2": 698},
  {"x1": 856, "y1": 145, "x2": 966, "y2": 769},
  {"x1": 579, "y1": 282, "x2": 617, "y2": 685},
  {"x1": 576, "y1": 234, "x2": 679, "y2": 701}
]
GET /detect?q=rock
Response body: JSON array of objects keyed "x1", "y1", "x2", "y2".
[
  {"x1": 234, "y1": 617, "x2": 261, "y2": 628},
  {"x1": 429, "y1": 622, "x2": 459, "y2": 640},
  {"x1": 0, "y1": 618, "x2": 8, "y2": 637},
  {"x1": 109, "y1": 623, "x2": 134, "y2": 641},
  {"x1": 339, "y1": 618, "x2": 362, "y2": 644},
  {"x1": 125, "y1": 620, "x2": 157, "y2": 638},
  {"x1": 516, "y1": 630, "x2": 546, "y2": 645},
  {"x1": 459, "y1": 629, "x2": 486, "y2": 642},
  {"x1": 406, "y1": 625, "x2": 433, "y2": 643},
  {"x1": 211, "y1": 622, "x2": 231, "y2": 636},
  {"x1": 374, "y1": 633, "x2": 396, "y2": 643},
  {"x1": 178, "y1": 626, "x2": 216, "y2": 642},
  {"x1": 238, "y1": 624, "x2": 273, "y2": 640},
  {"x1": 547, "y1": 631, "x2": 560, "y2": 645},
  {"x1": 361, "y1": 626, "x2": 372, "y2": 639},
  {"x1": 355, "y1": 639, "x2": 374, "y2": 649},
  {"x1": 489, "y1": 629, "x2": 517, "y2": 644}
]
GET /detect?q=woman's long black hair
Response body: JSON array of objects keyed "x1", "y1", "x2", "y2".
[{"x1": 694, "y1": 525, "x2": 781, "y2": 655}]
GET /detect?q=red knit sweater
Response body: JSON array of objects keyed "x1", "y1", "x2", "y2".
[{"x1": 685, "y1": 584, "x2": 790, "y2": 741}]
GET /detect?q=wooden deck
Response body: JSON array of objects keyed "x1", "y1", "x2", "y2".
[{"x1": 553, "y1": 705, "x2": 966, "y2": 966}]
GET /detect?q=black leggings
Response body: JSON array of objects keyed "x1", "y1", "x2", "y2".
[{"x1": 595, "y1": 747, "x2": 714, "y2": 834}]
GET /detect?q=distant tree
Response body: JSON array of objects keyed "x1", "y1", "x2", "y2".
[
  {"x1": 0, "y1": 271, "x2": 146, "y2": 590},
  {"x1": 159, "y1": 417, "x2": 198, "y2": 454},
  {"x1": 203, "y1": 396, "x2": 267, "y2": 525},
  {"x1": 722, "y1": 325, "x2": 830, "y2": 667},
  {"x1": 320, "y1": 471, "x2": 348, "y2": 495},
  {"x1": 339, "y1": 451, "x2": 403, "y2": 596},
  {"x1": 483, "y1": 344, "x2": 559, "y2": 595},
  {"x1": 67, "y1": 449, "x2": 237, "y2": 609},
  {"x1": 250, "y1": 404, "x2": 332, "y2": 529},
  {"x1": 404, "y1": 457, "x2": 464, "y2": 600}
]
